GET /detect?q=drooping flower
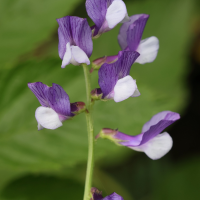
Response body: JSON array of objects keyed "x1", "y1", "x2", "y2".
[
  {"x1": 97, "y1": 111, "x2": 180, "y2": 160},
  {"x1": 28, "y1": 82, "x2": 85, "y2": 130},
  {"x1": 118, "y1": 14, "x2": 159, "y2": 64},
  {"x1": 57, "y1": 16, "x2": 93, "y2": 68},
  {"x1": 86, "y1": 0, "x2": 129, "y2": 38},
  {"x1": 91, "y1": 51, "x2": 140, "y2": 102},
  {"x1": 91, "y1": 187, "x2": 124, "y2": 200},
  {"x1": 91, "y1": 14, "x2": 159, "y2": 70}
]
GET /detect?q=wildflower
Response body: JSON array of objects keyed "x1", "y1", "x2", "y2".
[
  {"x1": 118, "y1": 14, "x2": 159, "y2": 64},
  {"x1": 92, "y1": 14, "x2": 159, "y2": 69},
  {"x1": 97, "y1": 111, "x2": 180, "y2": 160},
  {"x1": 91, "y1": 51, "x2": 140, "y2": 102},
  {"x1": 28, "y1": 82, "x2": 84, "y2": 130},
  {"x1": 57, "y1": 16, "x2": 93, "y2": 68},
  {"x1": 86, "y1": 0, "x2": 129, "y2": 38},
  {"x1": 91, "y1": 187, "x2": 124, "y2": 200}
]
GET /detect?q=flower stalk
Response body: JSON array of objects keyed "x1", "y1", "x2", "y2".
[{"x1": 83, "y1": 64, "x2": 94, "y2": 200}]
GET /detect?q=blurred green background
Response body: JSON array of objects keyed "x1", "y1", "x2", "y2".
[{"x1": 0, "y1": 0, "x2": 200, "y2": 199}]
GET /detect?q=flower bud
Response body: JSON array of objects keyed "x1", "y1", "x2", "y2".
[
  {"x1": 90, "y1": 187, "x2": 103, "y2": 200},
  {"x1": 91, "y1": 56, "x2": 107, "y2": 71},
  {"x1": 70, "y1": 102, "x2": 86, "y2": 114},
  {"x1": 91, "y1": 55, "x2": 118, "y2": 72},
  {"x1": 90, "y1": 187, "x2": 124, "y2": 200},
  {"x1": 91, "y1": 88, "x2": 103, "y2": 100}
]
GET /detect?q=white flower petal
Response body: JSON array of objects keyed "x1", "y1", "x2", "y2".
[
  {"x1": 130, "y1": 132, "x2": 173, "y2": 160},
  {"x1": 37, "y1": 123, "x2": 44, "y2": 131},
  {"x1": 61, "y1": 42, "x2": 72, "y2": 68},
  {"x1": 71, "y1": 46, "x2": 90, "y2": 65},
  {"x1": 131, "y1": 87, "x2": 140, "y2": 97},
  {"x1": 136, "y1": 36, "x2": 159, "y2": 64},
  {"x1": 120, "y1": 13, "x2": 130, "y2": 23},
  {"x1": 106, "y1": 0, "x2": 127, "y2": 29},
  {"x1": 114, "y1": 75, "x2": 136, "y2": 102},
  {"x1": 35, "y1": 106, "x2": 62, "y2": 130}
]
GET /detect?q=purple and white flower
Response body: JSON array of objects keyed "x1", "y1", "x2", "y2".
[
  {"x1": 57, "y1": 16, "x2": 93, "y2": 68},
  {"x1": 118, "y1": 14, "x2": 159, "y2": 64},
  {"x1": 97, "y1": 111, "x2": 180, "y2": 160},
  {"x1": 86, "y1": 0, "x2": 129, "y2": 38},
  {"x1": 92, "y1": 14, "x2": 159, "y2": 69},
  {"x1": 28, "y1": 82, "x2": 81, "y2": 130},
  {"x1": 91, "y1": 51, "x2": 140, "y2": 102},
  {"x1": 91, "y1": 187, "x2": 124, "y2": 200}
]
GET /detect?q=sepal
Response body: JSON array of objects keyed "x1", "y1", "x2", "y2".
[
  {"x1": 70, "y1": 102, "x2": 86, "y2": 114},
  {"x1": 91, "y1": 55, "x2": 118, "y2": 72},
  {"x1": 92, "y1": 56, "x2": 107, "y2": 71},
  {"x1": 96, "y1": 128, "x2": 122, "y2": 145},
  {"x1": 91, "y1": 88, "x2": 103, "y2": 100}
]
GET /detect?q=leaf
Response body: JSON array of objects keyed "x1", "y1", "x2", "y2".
[
  {"x1": 0, "y1": 0, "x2": 195, "y2": 171},
  {"x1": 0, "y1": 174, "x2": 84, "y2": 200},
  {"x1": 0, "y1": 0, "x2": 82, "y2": 69}
]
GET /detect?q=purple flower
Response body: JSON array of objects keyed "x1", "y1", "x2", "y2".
[
  {"x1": 91, "y1": 187, "x2": 124, "y2": 200},
  {"x1": 28, "y1": 82, "x2": 84, "y2": 130},
  {"x1": 118, "y1": 14, "x2": 159, "y2": 64},
  {"x1": 57, "y1": 16, "x2": 93, "y2": 68},
  {"x1": 92, "y1": 51, "x2": 140, "y2": 102},
  {"x1": 92, "y1": 14, "x2": 159, "y2": 68},
  {"x1": 86, "y1": 0, "x2": 129, "y2": 38},
  {"x1": 97, "y1": 111, "x2": 180, "y2": 160}
]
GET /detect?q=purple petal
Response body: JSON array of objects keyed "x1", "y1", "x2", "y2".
[
  {"x1": 98, "y1": 51, "x2": 139, "y2": 98},
  {"x1": 114, "y1": 131, "x2": 143, "y2": 146},
  {"x1": 28, "y1": 82, "x2": 50, "y2": 107},
  {"x1": 57, "y1": 16, "x2": 93, "y2": 59},
  {"x1": 142, "y1": 111, "x2": 180, "y2": 133},
  {"x1": 57, "y1": 16, "x2": 73, "y2": 59},
  {"x1": 98, "y1": 60, "x2": 118, "y2": 98},
  {"x1": 118, "y1": 14, "x2": 149, "y2": 50},
  {"x1": 116, "y1": 51, "x2": 139, "y2": 79},
  {"x1": 117, "y1": 111, "x2": 180, "y2": 147},
  {"x1": 103, "y1": 192, "x2": 124, "y2": 200},
  {"x1": 127, "y1": 14, "x2": 149, "y2": 51},
  {"x1": 47, "y1": 83, "x2": 72, "y2": 117},
  {"x1": 70, "y1": 17, "x2": 93, "y2": 57},
  {"x1": 86, "y1": 0, "x2": 114, "y2": 34}
]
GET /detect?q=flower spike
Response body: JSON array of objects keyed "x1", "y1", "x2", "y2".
[
  {"x1": 57, "y1": 16, "x2": 93, "y2": 68},
  {"x1": 86, "y1": 0, "x2": 129, "y2": 38},
  {"x1": 91, "y1": 187, "x2": 124, "y2": 200},
  {"x1": 97, "y1": 111, "x2": 180, "y2": 160},
  {"x1": 92, "y1": 51, "x2": 140, "y2": 102},
  {"x1": 28, "y1": 82, "x2": 84, "y2": 130}
]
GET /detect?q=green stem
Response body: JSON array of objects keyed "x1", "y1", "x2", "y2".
[{"x1": 82, "y1": 64, "x2": 94, "y2": 200}]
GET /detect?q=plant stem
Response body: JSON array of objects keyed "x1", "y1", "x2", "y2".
[{"x1": 82, "y1": 64, "x2": 94, "y2": 200}]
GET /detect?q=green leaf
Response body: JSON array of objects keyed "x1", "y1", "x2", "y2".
[
  {"x1": 0, "y1": 174, "x2": 84, "y2": 200},
  {"x1": 0, "y1": 0, "x2": 82, "y2": 69},
  {"x1": 0, "y1": 0, "x2": 195, "y2": 171}
]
